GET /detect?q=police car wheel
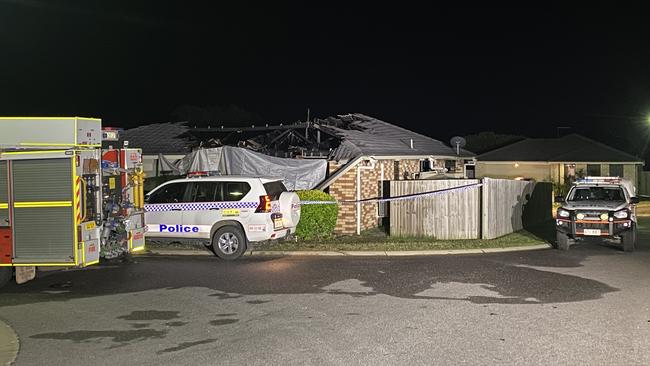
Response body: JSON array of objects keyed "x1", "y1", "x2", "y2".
[
  {"x1": 0, "y1": 268, "x2": 11, "y2": 289},
  {"x1": 622, "y1": 225, "x2": 636, "y2": 252},
  {"x1": 556, "y1": 232, "x2": 570, "y2": 251},
  {"x1": 212, "y1": 226, "x2": 247, "y2": 260}
]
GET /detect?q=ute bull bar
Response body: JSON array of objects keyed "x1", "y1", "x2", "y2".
[{"x1": 556, "y1": 218, "x2": 633, "y2": 237}]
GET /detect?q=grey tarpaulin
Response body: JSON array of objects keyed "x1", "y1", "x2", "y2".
[
  {"x1": 157, "y1": 153, "x2": 183, "y2": 174},
  {"x1": 157, "y1": 146, "x2": 327, "y2": 190},
  {"x1": 221, "y1": 146, "x2": 326, "y2": 190},
  {"x1": 158, "y1": 148, "x2": 223, "y2": 175}
]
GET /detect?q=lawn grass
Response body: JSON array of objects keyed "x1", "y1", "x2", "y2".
[
  {"x1": 253, "y1": 221, "x2": 553, "y2": 252},
  {"x1": 146, "y1": 221, "x2": 555, "y2": 252}
]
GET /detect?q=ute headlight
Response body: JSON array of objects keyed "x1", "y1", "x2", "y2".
[
  {"x1": 557, "y1": 209, "x2": 570, "y2": 218},
  {"x1": 576, "y1": 213, "x2": 585, "y2": 220},
  {"x1": 613, "y1": 210, "x2": 628, "y2": 219}
]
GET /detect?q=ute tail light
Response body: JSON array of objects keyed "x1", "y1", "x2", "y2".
[{"x1": 256, "y1": 195, "x2": 272, "y2": 213}]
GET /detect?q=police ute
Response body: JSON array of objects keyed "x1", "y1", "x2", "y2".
[
  {"x1": 555, "y1": 177, "x2": 639, "y2": 251},
  {"x1": 144, "y1": 176, "x2": 301, "y2": 260}
]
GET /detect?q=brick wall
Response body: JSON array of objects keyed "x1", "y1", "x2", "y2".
[
  {"x1": 328, "y1": 162, "x2": 356, "y2": 234},
  {"x1": 329, "y1": 158, "x2": 424, "y2": 235}
]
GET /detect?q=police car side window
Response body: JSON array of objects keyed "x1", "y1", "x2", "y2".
[
  {"x1": 148, "y1": 183, "x2": 186, "y2": 204},
  {"x1": 224, "y1": 182, "x2": 251, "y2": 201},
  {"x1": 188, "y1": 182, "x2": 221, "y2": 202}
]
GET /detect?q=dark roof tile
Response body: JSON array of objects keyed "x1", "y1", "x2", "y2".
[
  {"x1": 478, "y1": 134, "x2": 642, "y2": 163},
  {"x1": 319, "y1": 113, "x2": 474, "y2": 160},
  {"x1": 120, "y1": 122, "x2": 193, "y2": 155}
]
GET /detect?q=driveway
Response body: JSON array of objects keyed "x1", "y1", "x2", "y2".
[{"x1": 1, "y1": 226, "x2": 649, "y2": 365}]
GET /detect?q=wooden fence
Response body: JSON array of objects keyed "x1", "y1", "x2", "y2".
[
  {"x1": 639, "y1": 171, "x2": 650, "y2": 196},
  {"x1": 389, "y1": 178, "x2": 552, "y2": 239},
  {"x1": 388, "y1": 179, "x2": 481, "y2": 239}
]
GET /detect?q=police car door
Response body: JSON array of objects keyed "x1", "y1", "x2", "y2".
[
  {"x1": 144, "y1": 181, "x2": 188, "y2": 238},
  {"x1": 181, "y1": 181, "x2": 222, "y2": 239}
]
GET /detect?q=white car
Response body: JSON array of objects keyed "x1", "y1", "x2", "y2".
[{"x1": 144, "y1": 176, "x2": 301, "y2": 259}]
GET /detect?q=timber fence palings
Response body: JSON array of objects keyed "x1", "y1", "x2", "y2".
[
  {"x1": 300, "y1": 178, "x2": 551, "y2": 240},
  {"x1": 389, "y1": 178, "x2": 552, "y2": 239}
]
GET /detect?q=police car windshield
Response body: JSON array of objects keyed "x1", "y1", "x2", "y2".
[{"x1": 568, "y1": 187, "x2": 625, "y2": 202}]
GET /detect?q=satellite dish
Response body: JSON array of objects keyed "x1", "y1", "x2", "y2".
[{"x1": 450, "y1": 136, "x2": 466, "y2": 155}]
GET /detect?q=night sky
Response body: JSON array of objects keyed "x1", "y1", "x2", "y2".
[{"x1": 1, "y1": 2, "x2": 649, "y2": 158}]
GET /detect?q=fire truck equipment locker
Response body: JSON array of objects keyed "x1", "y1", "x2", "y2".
[{"x1": 0, "y1": 117, "x2": 101, "y2": 148}]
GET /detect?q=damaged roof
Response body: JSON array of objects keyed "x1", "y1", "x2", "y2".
[
  {"x1": 120, "y1": 114, "x2": 475, "y2": 160},
  {"x1": 317, "y1": 113, "x2": 474, "y2": 160},
  {"x1": 119, "y1": 122, "x2": 193, "y2": 155},
  {"x1": 478, "y1": 134, "x2": 643, "y2": 163}
]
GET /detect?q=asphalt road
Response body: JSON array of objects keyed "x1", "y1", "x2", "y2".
[{"x1": 1, "y1": 237, "x2": 650, "y2": 365}]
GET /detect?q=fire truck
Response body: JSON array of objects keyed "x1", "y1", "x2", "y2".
[{"x1": 0, "y1": 117, "x2": 146, "y2": 288}]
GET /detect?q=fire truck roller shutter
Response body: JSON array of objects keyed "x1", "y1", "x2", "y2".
[
  {"x1": 0, "y1": 161, "x2": 8, "y2": 222},
  {"x1": 11, "y1": 158, "x2": 75, "y2": 264},
  {"x1": 0, "y1": 161, "x2": 10, "y2": 264}
]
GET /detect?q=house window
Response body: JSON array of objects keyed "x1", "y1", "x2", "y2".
[
  {"x1": 420, "y1": 159, "x2": 432, "y2": 172},
  {"x1": 587, "y1": 164, "x2": 601, "y2": 176},
  {"x1": 609, "y1": 164, "x2": 624, "y2": 178},
  {"x1": 564, "y1": 164, "x2": 576, "y2": 179},
  {"x1": 445, "y1": 160, "x2": 456, "y2": 173}
]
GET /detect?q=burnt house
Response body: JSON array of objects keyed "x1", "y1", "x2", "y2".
[{"x1": 121, "y1": 113, "x2": 475, "y2": 235}]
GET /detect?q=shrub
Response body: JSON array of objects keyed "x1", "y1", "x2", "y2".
[{"x1": 295, "y1": 190, "x2": 338, "y2": 240}]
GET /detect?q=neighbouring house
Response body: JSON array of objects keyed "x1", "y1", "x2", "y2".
[
  {"x1": 119, "y1": 114, "x2": 476, "y2": 235},
  {"x1": 118, "y1": 122, "x2": 193, "y2": 177},
  {"x1": 476, "y1": 133, "x2": 644, "y2": 189}
]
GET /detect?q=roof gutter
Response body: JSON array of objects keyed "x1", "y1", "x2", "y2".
[
  {"x1": 318, "y1": 154, "x2": 476, "y2": 190},
  {"x1": 366, "y1": 154, "x2": 475, "y2": 160},
  {"x1": 478, "y1": 160, "x2": 644, "y2": 165}
]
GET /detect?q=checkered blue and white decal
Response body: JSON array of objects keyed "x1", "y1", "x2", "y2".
[{"x1": 144, "y1": 201, "x2": 259, "y2": 212}]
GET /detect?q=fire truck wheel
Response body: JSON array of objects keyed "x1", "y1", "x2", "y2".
[
  {"x1": 622, "y1": 225, "x2": 636, "y2": 252},
  {"x1": 0, "y1": 268, "x2": 11, "y2": 289},
  {"x1": 212, "y1": 226, "x2": 247, "y2": 260},
  {"x1": 556, "y1": 232, "x2": 570, "y2": 251}
]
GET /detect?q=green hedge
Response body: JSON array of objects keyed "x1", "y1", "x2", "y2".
[{"x1": 296, "y1": 190, "x2": 338, "y2": 240}]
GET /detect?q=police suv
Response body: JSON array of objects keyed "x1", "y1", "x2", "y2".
[
  {"x1": 555, "y1": 177, "x2": 639, "y2": 252},
  {"x1": 144, "y1": 176, "x2": 301, "y2": 259}
]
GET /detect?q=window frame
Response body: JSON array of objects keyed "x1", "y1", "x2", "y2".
[
  {"x1": 223, "y1": 181, "x2": 252, "y2": 202},
  {"x1": 609, "y1": 164, "x2": 624, "y2": 178},
  {"x1": 586, "y1": 164, "x2": 601, "y2": 176},
  {"x1": 147, "y1": 182, "x2": 188, "y2": 204},
  {"x1": 186, "y1": 181, "x2": 222, "y2": 203}
]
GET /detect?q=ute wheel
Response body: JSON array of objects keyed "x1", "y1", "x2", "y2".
[
  {"x1": 622, "y1": 225, "x2": 637, "y2": 252},
  {"x1": 211, "y1": 226, "x2": 247, "y2": 260},
  {"x1": 556, "y1": 231, "x2": 570, "y2": 251},
  {"x1": 0, "y1": 267, "x2": 12, "y2": 289}
]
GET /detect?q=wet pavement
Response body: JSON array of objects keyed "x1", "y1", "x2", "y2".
[{"x1": 1, "y1": 233, "x2": 650, "y2": 365}]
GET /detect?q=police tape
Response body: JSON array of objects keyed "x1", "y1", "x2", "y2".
[{"x1": 301, "y1": 182, "x2": 483, "y2": 205}]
